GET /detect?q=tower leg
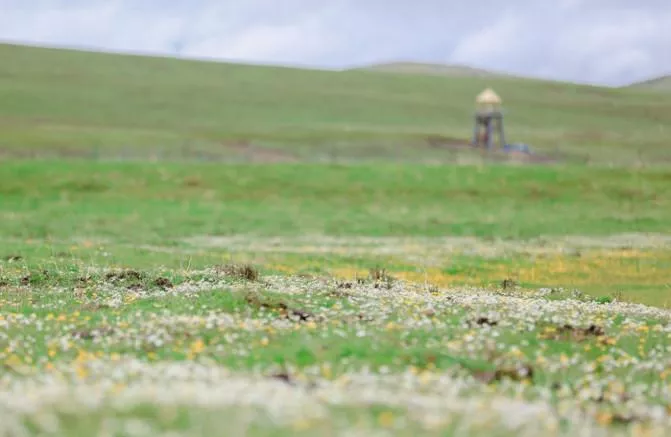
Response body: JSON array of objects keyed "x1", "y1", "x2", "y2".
[
  {"x1": 486, "y1": 120, "x2": 493, "y2": 150},
  {"x1": 498, "y1": 115, "x2": 506, "y2": 148}
]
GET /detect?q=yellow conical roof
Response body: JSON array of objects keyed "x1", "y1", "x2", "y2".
[{"x1": 476, "y1": 88, "x2": 502, "y2": 105}]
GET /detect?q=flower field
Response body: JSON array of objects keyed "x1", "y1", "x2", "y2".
[
  {"x1": 2, "y1": 40, "x2": 671, "y2": 437},
  {"x1": 2, "y1": 232, "x2": 671, "y2": 436}
]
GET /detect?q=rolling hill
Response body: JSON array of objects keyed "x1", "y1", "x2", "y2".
[
  {"x1": 627, "y1": 75, "x2": 671, "y2": 92},
  {"x1": 348, "y1": 62, "x2": 514, "y2": 79},
  {"x1": 0, "y1": 42, "x2": 670, "y2": 165}
]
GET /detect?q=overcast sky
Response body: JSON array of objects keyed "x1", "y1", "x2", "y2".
[{"x1": 1, "y1": 0, "x2": 670, "y2": 86}]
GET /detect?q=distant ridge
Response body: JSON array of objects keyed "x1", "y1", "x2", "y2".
[
  {"x1": 355, "y1": 62, "x2": 671, "y2": 92},
  {"x1": 626, "y1": 75, "x2": 671, "y2": 91},
  {"x1": 349, "y1": 61, "x2": 518, "y2": 79}
]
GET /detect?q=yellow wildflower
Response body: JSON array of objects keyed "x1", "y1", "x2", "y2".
[{"x1": 378, "y1": 411, "x2": 395, "y2": 428}]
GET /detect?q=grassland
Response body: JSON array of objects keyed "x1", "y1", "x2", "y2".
[
  {"x1": 1, "y1": 161, "x2": 670, "y2": 306},
  {"x1": 350, "y1": 62, "x2": 513, "y2": 79},
  {"x1": 2, "y1": 43, "x2": 671, "y2": 165},
  {"x1": 1, "y1": 42, "x2": 671, "y2": 436},
  {"x1": 627, "y1": 76, "x2": 671, "y2": 92},
  {"x1": 3, "y1": 265, "x2": 671, "y2": 436},
  {"x1": 3, "y1": 162, "x2": 670, "y2": 241}
]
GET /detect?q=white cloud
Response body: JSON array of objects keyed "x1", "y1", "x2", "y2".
[
  {"x1": 182, "y1": 12, "x2": 338, "y2": 65},
  {"x1": 550, "y1": 8, "x2": 671, "y2": 85},
  {"x1": 450, "y1": 12, "x2": 523, "y2": 68},
  {"x1": 447, "y1": 2, "x2": 671, "y2": 85},
  {"x1": 0, "y1": 0, "x2": 669, "y2": 85}
]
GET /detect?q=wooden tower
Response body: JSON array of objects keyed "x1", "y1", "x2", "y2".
[{"x1": 472, "y1": 88, "x2": 506, "y2": 150}]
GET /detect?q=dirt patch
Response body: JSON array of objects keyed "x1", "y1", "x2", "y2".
[
  {"x1": 563, "y1": 130, "x2": 609, "y2": 143},
  {"x1": 105, "y1": 269, "x2": 145, "y2": 282},
  {"x1": 77, "y1": 276, "x2": 93, "y2": 285},
  {"x1": 182, "y1": 175, "x2": 204, "y2": 188},
  {"x1": 153, "y1": 277, "x2": 174, "y2": 289},
  {"x1": 71, "y1": 326, "x2": 115, "y2": 340},
  {"x1": 103, "y1": 269, "x2": 147, "y2": 291},
  {"x1": 221, "y1": 141, "x2": 299, "y2": 163},
  {"x1": 541, "y1": 324, "x2": 605, "y2": 342},
  {"x1": 422, "y1": 135, "x2": 562, "y2": 165},
  {"x1": 471, "y1": 317, "x2": 498, "y2": 327},
  {"x1": 473, "y1": 363, "x2": 535, "y2": 384},
  {"x1": 244, "y1": 292, "x2": 315, "y2": 322},
  {"x1": 0, "y1": 145, "x2": 95, "y2": 160},
  {"x1": 20, "y1": 270, "x2": 50, "y2": 286},
  {"x1": 424, "y1": 135, "x2": 471, "y2": 149},
  {"x1": 215, "y1": 264, "x2": 260, "y2": 281},
  {"x1": 268, "y1": 371, "x2": 295, "y2": 385}
]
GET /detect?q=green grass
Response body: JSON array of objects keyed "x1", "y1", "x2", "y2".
[
  {"x1": 0, "y1": 161, "x2": 669, "y2": 308},
  {"x1": 1, "y1": 43, "x2": 671, "y2": 164},
  {"x1": 2, "y1": 161, "x2": 670, "y2": 243},
  {"x1": 2, "y1": 264, "x2": 671, "y2": 435},
  {"x1": 627, "y1": 75, "x2": 671, "y2": 92},
  {"x1": 2, "y1": 42, "x2": 671, "y2": 436},
  {"x1": 351, "y1": 62, "x2": 513, "y2": 79}
]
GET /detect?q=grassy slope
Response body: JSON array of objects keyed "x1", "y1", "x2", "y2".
[
  {"x1": 2, "y1": 45, "x2": 671, "y2": 437},
  {"x1": 350, "y1": 62, "x2": 510, "y2": 78},
  {"x1": 627, "y1": 75, "x2": 671, "y2": 91},
  {"x1": 1, "y1": 43, "x2": 671, "y2": 164}
]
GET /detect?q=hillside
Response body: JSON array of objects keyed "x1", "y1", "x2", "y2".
[
  {"x1": 349, "y1": 62, "x2": 512, "y2": 79},
  {"x1": 627, "y1": 75, "x2": 671, "y2": 91},
  {"x1": 0, "y1": 42, "x2": 670, "y2": 164}
]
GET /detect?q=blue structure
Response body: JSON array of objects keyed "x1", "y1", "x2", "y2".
[{"x1": 503, "y1": 143, "x2": 531, "y2": 154}]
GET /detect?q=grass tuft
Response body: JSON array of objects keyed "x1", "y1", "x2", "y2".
[{"x1": 216, "y1": 263, "x2": 260, "y2": 281}]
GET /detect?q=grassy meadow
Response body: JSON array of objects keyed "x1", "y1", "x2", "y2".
[
  {"x1": 1, "y1": 42, "x2": 671, "y2": 436},
  {"x1": 2, "y1": 43, "x2": 671, "y2": 165}
]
